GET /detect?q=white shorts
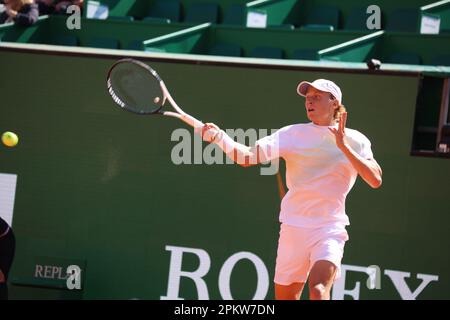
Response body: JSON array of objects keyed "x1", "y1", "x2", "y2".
[{"x1": 274, "y1": 223, "x2": 349, "y2": 285}]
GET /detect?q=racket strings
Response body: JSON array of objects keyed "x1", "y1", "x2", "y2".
[{"x1": 108, "y1": 61, "x2": 164, "y2": 114}]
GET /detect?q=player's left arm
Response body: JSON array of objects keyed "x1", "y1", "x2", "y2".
[{"x1": 329, "y1": 112, "x2": 383, "y2": 189}]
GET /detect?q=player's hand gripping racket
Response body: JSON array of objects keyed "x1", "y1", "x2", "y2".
[{"x1": 107, "y1": 58, "x2": 206, "y2": 132}]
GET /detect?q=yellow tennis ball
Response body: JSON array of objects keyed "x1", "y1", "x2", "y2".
[
  {"x1": 2, "y1": 131, "x2": 19, "y2": 147},
  {"x1": 154, "y1": 97, "x2": 160, "y2": 104}
]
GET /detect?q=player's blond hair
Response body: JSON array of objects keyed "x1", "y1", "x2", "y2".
[
  {"x1": 334, "y1": 104, "x2": 346, "y2": 122},
  {"x1": 330, "y1": 94, "x2": 346, "y2": 122}
]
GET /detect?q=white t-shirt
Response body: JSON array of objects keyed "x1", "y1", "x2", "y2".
[{"x1": 256, "y1": 122, "x2": 374, "y2": 228}]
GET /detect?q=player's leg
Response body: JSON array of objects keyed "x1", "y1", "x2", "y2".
[
  {"x1": 275, "y1": 282, "x2": 305, "y2": 300},
  {"x1": 308, "y1": 229, "x2": 348, "y2": 300},
  {"x1": 274, "y1": 224, "x2": 310, "y2": 300},
  {"x1": 308, "y1": 260, "x2": 337, "y2": 300}
]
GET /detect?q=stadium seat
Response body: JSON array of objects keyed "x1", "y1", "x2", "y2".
[
  {"x1": 386, "y1": 8, "x2": 419, "y2": 32},
  {"x1": 184, "y1": 3, "x2": 219, "y2": 24},
  {"x1": 142, "y1": 17, "x2": 171, "y2": 24},
  {"x1": 292, "y1": 49, "x2": 319, "y2": 60},
  {"x1": 145, "y1": 47, "x2": 167, "y2": 53},
  {"x1": 386, "y1": 52, "x2": 422, "y2": 65},
  {"x1": 108, "y1": 15, "x2": 134, "y2": 22},
  {"x1": 125, "y1": 40, "x2": 144, "y2": 51},
  {"x1": 209, "y1": 43, "x2": 242, "y2": 57},
  {"x1": 344, "y1": 7, "x2": 372, "y2": 31},
  {"x1": 270, "y1": 24, "x2": 295, "y2": 30},
  {"x1": 53, "y1": 35, "x2": 78, "y2": 46},
  {"x1": 431, "y1": 54, "x2": 450, "y2": 66},
  {"x1": 148, "y1": 0, "x2": 181, "y2": 22},
  {"x1": 303, "y1": 5, "x2": 340, "y2": 30},
  {"x1": 222, "y1": 4, "x2": 246, "y2": 26},
  {"x1": 300, "y1": 24, "x2": 334, "y2": 31},
  {"x1": 250, "y1": 46, "x2": 284, "y2": 59},
  {"x1": 86, "y1": 37, "x2": 119, "y2": 49}
]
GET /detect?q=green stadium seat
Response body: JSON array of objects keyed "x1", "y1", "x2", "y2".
[
  {"x1": 431, "y1": 54, "x2": 450, "y2": 66},
  {"x1": 222, "y1": 4, "x2": 246, "y2": 26},
  {"x1": 185, "y1": 3, "x2": 219, "y2": 24},
  {"x1": 108, "y1": 15, "x2": 134, "y2": 22},
  {"x1": 300, "y1": 24, "x2": 334, "y2": 31},
  {"x1": 145, "y1": 47, "x2": 166, "y2": 53},
  {"x1": 53, "y1": 35, "x2": 78, "y2": 46},
  {"x1": 209, "y1": 43, "x2": 242, "y2": 57},
  {"x1": 126, "y1": 40, "x2": 144, "y2": 51},
  {"x1": 386, "y1": 8, "x2": 419, "y2": 32},
  {"x1": 250, "y1": 46, "x2": 284, "y2": 59},
  {"x1": 270, "y1": 24, "x2": 295, "y2": 30},
  {"x1": 292, "y1": 49, "x2": 319, "y2": 60},
  {"x1": 86, "y1": 37, "x2": 119, "y2": 49},
  {"x1": 142, "y1": 17, "x2": 171, "y2": 24},
  {"x1": 303, "y1": 5, "x2": 340, "y2": 30},
  {"x1": 386, "y1": 52, "x2": 422, "y2": 65},
  {"x1": 148, "y1": 0, "x2": 181, "y2": 23},
  {"x1": 344, "y1": 7, "x2": 372, "y2": 31}
]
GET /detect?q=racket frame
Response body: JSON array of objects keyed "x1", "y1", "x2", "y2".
[{"x1": 107, "y1": 58, "x2": 204, "y2": 129}]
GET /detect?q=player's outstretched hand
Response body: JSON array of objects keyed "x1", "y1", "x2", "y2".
[
  {"x1": 328, "y1": 112, "x2": 348, "y2": 151},
  {"x1": 201, "y1": 123, "x2": 221, "y2": 143}
]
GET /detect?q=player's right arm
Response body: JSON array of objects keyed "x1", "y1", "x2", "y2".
[{"x1": 201, "y1": 123, "x2": 264, "y2": 167}]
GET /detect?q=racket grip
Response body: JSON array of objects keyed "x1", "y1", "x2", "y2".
[{"x1": 180, "y1": 113, "x2": 204, "y2": 130}]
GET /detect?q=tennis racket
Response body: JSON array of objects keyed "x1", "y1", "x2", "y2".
[{"x1": 106, "y1": 58, "x2": 204, "y2": 130}]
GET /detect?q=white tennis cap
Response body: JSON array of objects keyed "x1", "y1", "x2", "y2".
[{"x1": 297, "y1": 79, "x2": 342, "y2": 104}]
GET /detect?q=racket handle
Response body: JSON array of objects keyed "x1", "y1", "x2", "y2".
[
  {"x1": 180, "y1": 113, "x2": 204, "y2": 129},
  {"x1": 160, "y1": 83, "x2": 204, "y2": 129},
  {"x1": 163, "y1": 111, "x2": 204, "y2": 129}
]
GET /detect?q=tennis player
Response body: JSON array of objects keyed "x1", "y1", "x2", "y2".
[{"x1": 201, "y1": 79, "x2": 382, "y2": 300}]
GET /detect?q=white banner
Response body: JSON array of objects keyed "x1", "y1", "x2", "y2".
[
  {"x1": 246, "y1": 10, "x2": 267, "y2": 28},
  {"x1": 0, "y1": 173, "x2": 17, "y2": 226},
  {"x1": 420, "y1": 13, "x2": 441, "y2": 34}
]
